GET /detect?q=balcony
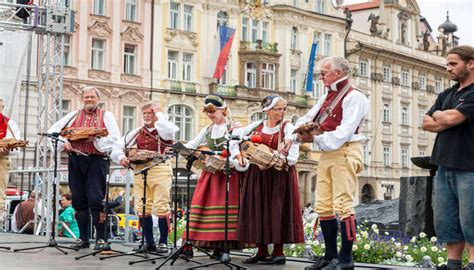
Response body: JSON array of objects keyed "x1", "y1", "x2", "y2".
[
  {"x1": 239, "y1": 40, "x2": 278, "y2": 53},
  {"x1": 168, "y1": 80, "x2": 197, "y2": 93},
  {"x1": 209, "y1": 84, "x2": 237, "y2": 97}
]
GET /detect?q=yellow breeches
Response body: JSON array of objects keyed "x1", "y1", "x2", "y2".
[
  {"x1": 133, "y1": 160, "x2": 172, "y2": 217},
  {"x1": 314, "y1": 142, "x2": 363, "y2": 219}
]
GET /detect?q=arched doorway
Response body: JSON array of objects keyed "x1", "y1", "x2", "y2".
[{"x1": 361, "y1": 184, "x2": 374, "y2": 203}]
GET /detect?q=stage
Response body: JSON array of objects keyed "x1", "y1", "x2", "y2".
[{"x1": 0, "y1": 232, "x2": 424, "y2": 269}]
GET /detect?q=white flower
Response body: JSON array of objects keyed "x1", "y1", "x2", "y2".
[
  {"x1": 391, "y1": 237, "x2": 396, "y2": 242},
  {"x1": 373, "y1": 228, "x2": 379, "y2": 234},
  {"x1": 419, "y1": 232, "x2": 427, "y2": 238},
  {"x1": 290, "y1": 244, "x2": 296, "y2": 249},
  {"x1": 353, "y1": 245, "x2": 358, "y2": 251},
  {"x1": 361, "y1": 231, "x2": 369, "y2": 238},
  {"x1": 364, "y1": 244, "x2": 370, "y2": 250},
  {"x1": 406, "y1": 255, "x2": 413, "y2": 262},
  {"x1": 321, "y1": 244, "x2": 325, "y2": 249},
  {"x1": 438, "y1": 257, "x2": 445, "y2": 263},
  {"x1": 385, "y1": 231, "x2": 389, "y2": 236},
  {"x1": 403, "y1": 246, "x2": 409, "y2": 251},
  {"x1": 431, "y1": 246, "x2": 439, "y2": 252},
  {"x1": 430, "y1": 236, "x2": 437, "y2": 243},
  {"x1": 395, "y1": 242, "x2": 401, "y2": 248},
  {"x1": 371, "y1": 224, "x2": 378, "y2": 230},
  {"x1": 420, "y1": 246, "x2": 427, "y2": 252},
  {"x1": 396, "y1": 251, "x2": 402, "y2": 258},
  {"x1": 410, "y1": 236, "x2": 417, "y2": 243},
  {"x1": 314, "y1": 240, "x2": 320, "y2": 245}
]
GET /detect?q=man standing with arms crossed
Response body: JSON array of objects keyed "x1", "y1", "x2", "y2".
[
  {"x1": 48, "y1": 86, "x2": 120, "y2": 250},
  {"x1": 423, "y1": 45, "x2": 474, "y2": 270}
]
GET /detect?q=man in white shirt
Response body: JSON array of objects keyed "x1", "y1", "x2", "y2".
[
  {"x1": 112, "y1": 101, "x2": 178, "y2": 253},
  {"x1": 0, "y1": 98, "x2": 21, "y2": 220},
  {"x1": 48, "y1": 87, "x2": 120, "y2": 250},
  {"x1": 297, "y1": 57, "x2": 368, "y2": 270}
]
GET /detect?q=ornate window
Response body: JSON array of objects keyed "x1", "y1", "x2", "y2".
[
  {"x1": 91, "y1": 39, "x2": 105, "y2": 70},
  {"x1": 169, "y1": 2, "x2": 179, "y2": 29},
  {"x1": 124, "y1": 44, "x2": 136, "y2": 74},
  {"x1": 291, "y1": 27, "x2": 297, "y2": 50},
  {"x1": 184, "y1": 5, "x2": 193, "y2": 32},
  {"x1": 290, "y1": 69, "x2": 298, "y2": 93},
  {"x1": 182, "y1": 53, "x2": 193, "y2": 82},
  {"x1": 93, "y1": 0, "x2": 105, "y2": 15},
  {"x1": 261, "y1": 63, "x2": 275, "y2": 90},
  {"x1": 125, "y1": 0, "x2": 137, "y2": 21},
  {"x1": 383, "y1": 145, "x2": 391, "y2": 167},
  {"x1": 401, "y1": 106, "x2": 409, "y2": 125},
  {"x1": 122, "y1": 105, "x2": 136, "y2": 134},
  {"x1": 168, "y1": 105, "x2": 193, "y2": 141},
  {"x1": 245, "y1": 62, "x2": 257, "y2": 88},
  {"x1": 167, "y1": 51, "x2": 178, "y2": 80},
  {"x1": 217, "y1": 11, "x2": 228, "y2": 27},
  {"x1": 383, "y1": 103, "x2": 391, "y2": 123}
]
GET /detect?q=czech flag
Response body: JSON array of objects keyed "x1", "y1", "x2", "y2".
[{"x1": 210, "y1": 25, "x2": 236, "y2": 80}]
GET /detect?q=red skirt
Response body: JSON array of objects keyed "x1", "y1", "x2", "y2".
[
  {"x1": 186, "y1": 170, "x2": 242, "y2": 249},
  {"x1": 237, "y1": 164, "x2": 304, "y2": 244}
]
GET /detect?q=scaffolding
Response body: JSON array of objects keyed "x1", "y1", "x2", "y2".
[{"x1": 0, "y1": 0, "x2": 72, "y2": 236}]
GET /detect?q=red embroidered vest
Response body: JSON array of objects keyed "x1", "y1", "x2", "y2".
[
  {"x1": 318, "y1": 79, "x2": 355, "y2": 132},
  {"x1": 70, "y1": 108, "x2": 105, "y2": 155},
  {"x1": 253, "y1": 121, "x2": 288, "y2": 151},
  {"x1": 136, "y1": 127, "x2": 172, "y2": 154},
  {"x1": 0, "y1": 115, "x2": 9, "y2": 140}
]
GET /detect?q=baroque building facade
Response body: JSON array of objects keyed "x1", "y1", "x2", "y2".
[{"x1": 10, "y1": 0, "x2": 454, "y2": 206}]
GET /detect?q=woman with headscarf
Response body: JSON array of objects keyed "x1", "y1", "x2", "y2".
[
  {"x1": 183, "y1": 94, "x2": 244, "y2": 259},
  {"x1": 233, "y1": 94, "x2": 304, "y2": 265}
]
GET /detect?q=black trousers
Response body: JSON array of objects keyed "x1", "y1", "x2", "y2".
[{"x1": 68, "y1": 154, "x2": 108, "y2": 241}]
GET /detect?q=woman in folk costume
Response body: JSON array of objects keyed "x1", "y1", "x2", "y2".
[
  {"x1": 184, "y1": 94, "x2": 244, "y2": 259},
  {"x1": 233, "y1": 94, "x2": 304, "y2": 265}
]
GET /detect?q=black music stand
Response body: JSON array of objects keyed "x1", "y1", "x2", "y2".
[
  {"x1": 74, "y1": 155, "x2": 125, "y2": 260},
  {"x1": 130, "y1": 145, "x2": 204, "y2": 268},
  {"x1": 100, "y1": 156, "x2": 173, "y2": 263},
  {"x1": 14, "y1": 134, "x2": 78, "y2": 254},
  {"x1": 184, "y1": 139, "x2": 248, "y2": 270}
]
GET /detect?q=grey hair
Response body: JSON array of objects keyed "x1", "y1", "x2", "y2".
[
  {"x1": 321, "y1": 56, "x2": 351, "y2": 76},
  {"x1": 141, "y1": 101, "x2": 157, "y2": 111},
  {"x1": 81, "y1": 86, "x2": 101, "y2": 99}
]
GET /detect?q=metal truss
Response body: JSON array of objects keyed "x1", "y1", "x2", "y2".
[{"x1": 0, "y1": 0, "x2": 72, "y2": 236}]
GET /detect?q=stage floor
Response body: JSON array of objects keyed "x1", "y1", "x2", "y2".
[
  {"x1": 0, "y1": 232, "x2": 419, "y2": 269},
  {"x1": 0, "y1": 232, "x2": 318, "y2": 270}
]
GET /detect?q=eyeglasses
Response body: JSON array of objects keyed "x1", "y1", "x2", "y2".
[{"x1": 271, "y1": 107, "x2": 287, "y2": 112}]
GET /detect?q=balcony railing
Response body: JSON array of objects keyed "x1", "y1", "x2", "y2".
[{"x1": 240, "y1": 40, "x2": 278, "y2": 53}]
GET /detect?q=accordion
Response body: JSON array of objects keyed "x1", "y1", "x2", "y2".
[
  {"x1": 0, "y1": 138, "x2": 29, "y2": 151},
  {"x1": 240, "y1": 141, "x2": 287, "y2": 171},
  {"x1": 60, "y1": 127, "x2": 108, "y2": 141}
]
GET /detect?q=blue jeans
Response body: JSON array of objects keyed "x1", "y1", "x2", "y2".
[{"x1": 433, "y1": 166, "x2": 474, "y2": 244}]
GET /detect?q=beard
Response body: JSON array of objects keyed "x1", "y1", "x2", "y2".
[
  {"x1": 451, "y1": 68, "x2": 470, "y2": 82},
  {"x1": 83, "y1": 103, "x2": 97, "y2": 111}
]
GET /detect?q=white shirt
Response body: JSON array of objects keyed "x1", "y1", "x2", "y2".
[
  {"x1": 296, "y1": 82, "x2": 369, "y2": 151},
  {"x1": 231, "y1": 120, "x2": 300, "y2": 166},
  {"x1": 110, "y1": 112, "x2": 179, "y2": 164},
  {"x1": 2, "y1": 117, "x2": 21, "y2": 156},
  {"x1": 47, "y1": 109, "x2": 121, "y2": 153},
  {"x1": 185, "y1": 122, "x2": 240, "y2": 155}
]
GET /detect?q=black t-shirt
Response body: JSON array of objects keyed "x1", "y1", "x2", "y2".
[{"x1": 427, "y1": 82, "x2": 474, "y2": 171}]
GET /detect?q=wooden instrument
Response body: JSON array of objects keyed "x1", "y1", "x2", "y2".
[
  {"x1": 192, "y1": 146, "x2": 226, "y2": 173},
  {"x1": 126, "y1": 149, "x2": 163, "y2": 165},
  {"x1": 0, "y1": 138, "x2": 29, "y2": 151},
  {"x1": 60, "y1": 127, "x2": 108, "y2": 141},
  {"x1": 293, "y1": 122, "x2": 323, "y2": 136},
  {"x1": 240, "y1": 141, "x2": 287, "y2": 171}
]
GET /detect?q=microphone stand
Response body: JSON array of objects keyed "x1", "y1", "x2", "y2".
[
  {"x1": 74, "y1": 154, "x2": 126, "y2": 260},
  {"x1": 14, "y1": 134, "x2": 78, "y2": 254},
  {"x1": 100, "y1": 155, "x2": 173, "y2": 263},
  {"x1": 185, "y1": 138, "x2": 248, "y2": 270},
  {"x1": 131, "y1": 150, "x2": 204, "y2": 268}
]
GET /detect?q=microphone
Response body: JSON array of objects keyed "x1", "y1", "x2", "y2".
[
  {"x1": 38, "y1": 132, "x2": 61, "y2": 138},
  {"x1": 198, "y1": 149, "x2": 223, "y2": 155},
  {"x1": 225, "y1": 134, "x2": 262, "y2": 143}
]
